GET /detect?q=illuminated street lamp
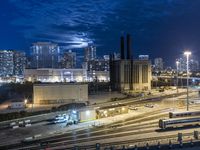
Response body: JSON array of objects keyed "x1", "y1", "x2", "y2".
[
  {"x1": 176, "y1": 60, "x2": 180, "y2": 93},
  {"x1": 184, "y1": 51, "x2": 191, "y2": 111},
  {"x1": 24, "y1": 99, "x2": 28, "y2": 108}
]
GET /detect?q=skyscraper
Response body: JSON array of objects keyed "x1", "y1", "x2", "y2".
[
  {"x1": 0, "y1": 50, "x2": 14, "y2": 77},
  {"x1": 177, "y1": 58, "x2": 199, "y2": 72},
  {"x1": 0, "y1": 50, "x2": 26, "y2": 77},
  {"x1": 154, "y1": 58, "x2": 164, "y2": 71},
  {"x1": 13, "y1": 51, "x2": 26, "y2": 76},
  {"x1": 177, "y1": 58, "x2": 186, "y2": 72},
  {"x1": 60, "y1": 50, "x2": 76, "y2": 69},
  {"x1": 84, "y1": 45, "x2": 96, "y2": 61},
  {"x1": 30, "y1": 42, "x2": 61, "y2": 68},
  {"x1": 189, "y1": 59, "x2": 199, "y2": 72}
]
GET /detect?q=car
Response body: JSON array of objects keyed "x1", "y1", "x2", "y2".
[
  {"x1": 55, "y1": 116, "x2": 64, "y2": 120},
  {"x1": 144, "y1": 104, "x2": 154, "y2": 108},
  {"x1": 128, "y1": 105, "x2": 138, "y2": 110},
  {"x1": 54, "y1": 118, "x2": 67, "y2": 124}
]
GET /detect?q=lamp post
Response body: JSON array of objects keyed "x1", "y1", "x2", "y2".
[
  {"x1": 184, "y1": 51, "x2": 191, "y2": 111},
  {"x1": 176, "y1": 61, "x2": 180, "y2": 93},
  {"x1": 24, "y1": 99, "x2": 27, "y2": 108}
]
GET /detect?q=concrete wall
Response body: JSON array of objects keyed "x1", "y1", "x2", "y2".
[{"x1": 33, "y1": 83, "x2": 88, "y2": 105}]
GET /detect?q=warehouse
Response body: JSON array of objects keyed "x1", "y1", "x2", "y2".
[{"x1": 33, "y1": 83, "x2": 88, "y2": 105}]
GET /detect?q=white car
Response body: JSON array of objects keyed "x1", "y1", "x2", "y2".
[
  {"x1": 144, "y1": 104, "x2": 154, "y2": 108},
  {"x1": 54, "y1": 118, "x2": 67, "y2": 124}
]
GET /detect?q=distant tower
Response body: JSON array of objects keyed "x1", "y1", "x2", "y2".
[
  {"x1": 13, "y1": 51, "x2": 26, "y2": 76},
  {"x1": 0, "y1": 50, "x2": 14, "y2": 77},
  {"x1": 84, "y1": 45, "x2": 96, "y2": 61},
  {"x1": 0, "y1": 50, "x2": 26, "y2": 77},
  {"x1": 60, "y1": 50, "x2": 76, "y2": 69},
  {"x1": 154, "y1": 58, "x2": 164, "y2": 71},
  {"x1": 30, "y1": 42, "x2": 61, "y2": 68}
]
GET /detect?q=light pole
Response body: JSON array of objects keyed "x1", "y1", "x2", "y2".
[
  {"x1": 176, "y1": 61, "x2": 180, "y2": 93},
  {"x1": 184, "y1": 51, "x2": 191, "y2": 111},
  {"x1": 24, "y1": 99, "x2": 27, "y2": 108}
]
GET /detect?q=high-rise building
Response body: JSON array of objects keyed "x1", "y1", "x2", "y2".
[
  {"x1": 30, "y1": 42, "x2": 61, "y2": 68},
  {"x1": 0, "y1": 50, "x2": 14, "y2": 77},
  {"x1": 13, "y1": 51, "x2": 26, "y2": 76},
  {"x1": 60, "y1": 50, "x2": 76, "y2": 69},
  {"x1": 177, "y1": 58, "x2": 186, "y2": 72},
  {"x1": 154, "y1": 58, "x2": 164, "y2": 71},
  {"x1": 189, "y1": 59, "x2": 199, "y2": 72},
  {"x1": 176, "y1": 58, "x2": 199, "y2": 72},
  {"x1": 87, "y1": 59, "x2": 110, "y2": 72},
  {"x1": 0, "y1": 50, "x2": 26, "y2": 77},
  {"x1": 84, "y1": 45, "x2": 96, "y2": 61}
]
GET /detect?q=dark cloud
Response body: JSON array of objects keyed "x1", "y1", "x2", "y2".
[{"x1": 1, "y1": 0, "x2": 200, "y2": 65}]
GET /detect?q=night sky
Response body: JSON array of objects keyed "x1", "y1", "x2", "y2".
[{"x1": 1, "y1": 0, "x2": 200, "y2": 65}]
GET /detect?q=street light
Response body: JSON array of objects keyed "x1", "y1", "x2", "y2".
[
  {"x1": 24, "y1": 99, "x2": 28, "y2": 108},
  {"x1": 24, "y1": 99, "x2": 28, "y2": 104},
  {"x1": 184, "y1": 51, "x2": 191, "y2": 111},
  {"x1": 176, "y1": 60, "x2": 180, "y2": 93}
]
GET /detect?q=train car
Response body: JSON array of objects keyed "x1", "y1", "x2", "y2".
[
  {"x1": 159, "y1": 117, "x2": 200, "y2": 129},
  {"x1": 169, "y1": 111, "x2": 200, "y2": 118}
]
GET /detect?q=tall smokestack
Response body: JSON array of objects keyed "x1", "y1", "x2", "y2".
[
  {"x1": 127, "y1": 34, "x2": 132, "y2": 59},
  {"x1": 120, "y1": 36, "x2": 125, "y2": 59}
]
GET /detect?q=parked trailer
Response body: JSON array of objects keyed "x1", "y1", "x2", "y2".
[
  {"x1": 159, "y1": 117, "x2": 200, "y2": 129},
  {"x1": 169, "y1": 111, "x2": 200, "y2": 118}
]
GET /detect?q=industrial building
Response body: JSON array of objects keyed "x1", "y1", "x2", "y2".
[
  {"x1": 110, "y1": 34, "x2": 151, "y2": 92},
  {"x1": 33, "y1": 83, "x2": 88, "y2": 105}
]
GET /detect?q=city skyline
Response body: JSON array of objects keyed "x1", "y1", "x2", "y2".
[
  {"x1": 1, "y1": 1, "x2": 200, "y2": 66},
  {"x1": 1, "y1": 1, "x2": 200, "y2": 149}
]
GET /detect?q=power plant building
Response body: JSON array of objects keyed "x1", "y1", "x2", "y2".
[{"x1": 110, "y1": 34, "x2": 151, "y2": 92}]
